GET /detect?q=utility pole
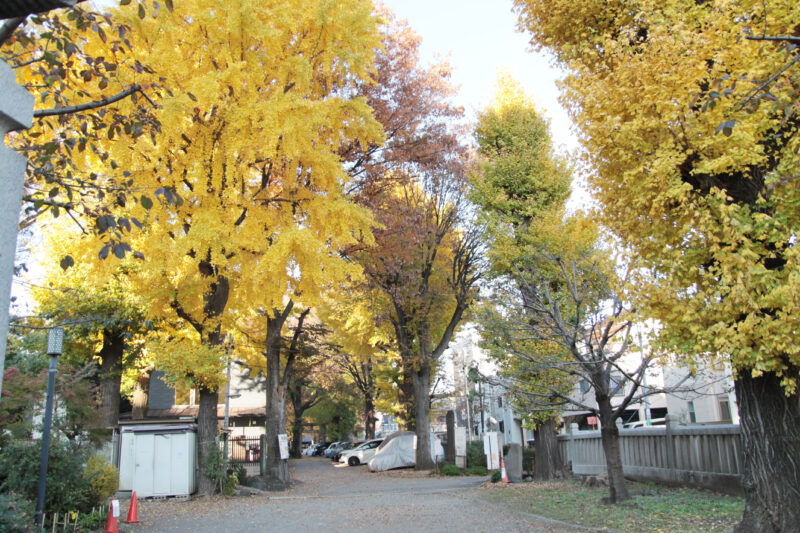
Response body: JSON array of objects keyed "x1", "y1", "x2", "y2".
[{"x1": 638, "y1": 327, "x2": 651, "y2": 426}]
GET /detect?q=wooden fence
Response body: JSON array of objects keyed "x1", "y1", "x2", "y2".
[
  {"x1": 557, "y1": 415, "x2": 743, "y2": 494},
  {"x1": 41, "y1": 504, "x2": 107, "y2": 532}
]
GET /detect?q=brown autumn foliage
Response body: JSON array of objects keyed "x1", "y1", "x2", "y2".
[{"x1": 342, "y1": 11, "x2": 481, "y2": 469}]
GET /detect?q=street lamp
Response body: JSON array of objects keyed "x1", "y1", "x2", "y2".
[{"x1": 34, "y1": 327, "x2": 63, "y2": 528}]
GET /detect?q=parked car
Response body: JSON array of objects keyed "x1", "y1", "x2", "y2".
[
  {"x1": 331, "y1": 441, "x2": 358, "y2": 462},
  {"x1": 324, "y1": 441, "x2": 342, "y2": 458},
  {"x1": 303, "y1": 443, "x2": 320, "y2": 457},
  {"x1": 338, "y1": 439, "x2": 383, "y2": 466},
  {"x1": 624, "y1": 418, "x2": 666, "y2": 429},
  {"x1": 313, "y1": 442, "x2": 333, "y2": 456}
]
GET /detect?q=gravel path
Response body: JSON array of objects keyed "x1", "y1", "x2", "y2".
[{"x1": 118, "y1": 458, "x2": 587, "y2": 532}]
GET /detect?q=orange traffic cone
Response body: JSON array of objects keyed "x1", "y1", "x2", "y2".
[
  {"x1": 125, "y1": 491, "x2": 140, "y2": 523},
  {"x1": 501, "y1": 458, "x2": 509, "y2": 483},
  {"x1": 104, "y1": 499, "x2": 119, "y2": 533}
]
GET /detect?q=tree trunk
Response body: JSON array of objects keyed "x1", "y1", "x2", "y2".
[
  {"x1": 597, "y1": 399, "x2": 630, "y2": 503},
  {"x1": 733, "y1": 370, "x2": 800, "y2": 533},
  {"x1": 264, "y1": 311, "x2": 290, "y2": 484},
  {"x1": 265, "y1": 383, "x2": 288, "y2": 482},
  {"x1": 131, "y1": 370, "x2": 151, "y2": 420},
  {"x1": 398, "y1": 361, "x2": 416, "y2": 431},
  {"x1": 196, "y1": 386, "x2": 219, "y2": 496},
  {"x1": 289, "y1": 401, "x2": 305, "y2": 459},
  {"x1": 533, "y1": 416, "x2": 563, "y2": 481},
  {"x1": 363, "y1": 394, "x2": 376, "y2": 440},
  {"x1": 413, "y1": 362, "x2": 434, "y2": 470},
  {"x1": 98, "y1": 329, "x2": 124, "y2": 428},
  {"x1": 290, "y1": 418, "x2": 304, "y2": 458}
]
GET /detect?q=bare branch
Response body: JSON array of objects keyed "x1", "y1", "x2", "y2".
[{"x1": 745, "y1": 35, "x2": 800, "y2": 43}]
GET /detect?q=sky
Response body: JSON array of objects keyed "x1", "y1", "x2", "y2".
[{"x1": 379, "y1": 0, "x2": 576, "y2": 153}]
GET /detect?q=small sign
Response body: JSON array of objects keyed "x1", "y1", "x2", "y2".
[
  {"x1": 278, "y1": 433, "x2": 289, "y2": 460},
  {"x1": 483, "y1": 431, "x2": 501, "y2": 470},
  {"x1": 111, "y1": 499, "x2": 120, "y2": 518},
  {"x1": 587, "y1": 416, "x2": 598, "y2": 426}
]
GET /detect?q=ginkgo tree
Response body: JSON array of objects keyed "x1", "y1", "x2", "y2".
[
  {"x1": 62, "y1": 0, "x2": 384, "y2": 492},
  {"x1": 34, "y1": 222, "x2": 149, "y2": 428},
  {"x1": 513, "y1": 0, "x2": 800, "y2": 529},
  {"x1": 470, "y1": 75, "x2": 573, "y2": 481},
  {"x1": 319, "y1": 285, "x2": 397, "y2": 440}
]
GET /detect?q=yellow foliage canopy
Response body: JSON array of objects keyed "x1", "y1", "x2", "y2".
[
  {"x1": 59, "y1": 0, "x2": 385, "y2": 388},
  {"x1": 514, "y1": 0, "x2": 800, "y2": 391}
]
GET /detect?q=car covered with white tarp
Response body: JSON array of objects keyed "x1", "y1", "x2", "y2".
[{"x1": 368, "y1": 431, "x2": 444, "y2": 471}]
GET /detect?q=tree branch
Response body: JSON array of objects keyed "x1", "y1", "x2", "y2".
[
  {"x1": 746, "y1": 35, "x2": 800, "y2": 43},
  {"x1": 282, "y1": 307, "x2": 311, "y2": 389},
  {"x1": 32, "y1": 84, "x2": 153, "y2": 117},
  {"x1": 0, "y1": 17, "x2": 25, "y2": 47},
  {"x1": 170, "y1": 299, "x2": 203, "y2": 335}
]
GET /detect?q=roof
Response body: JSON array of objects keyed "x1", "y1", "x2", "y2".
[
  {"x1": 1, "y1": 1, "x2": 81, "y2": 19},
  {"x1": 140, "y1": 405, "x2": 266, "y2": 419}
]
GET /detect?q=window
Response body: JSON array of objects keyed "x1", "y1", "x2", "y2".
[
  {"x1": 688, "y1": 401, "x2": 696, "y2": 423},
  {"x1": 497, "y1": 397, "x2": 503, "y2": 408},
  {"x1": 610, "y1": 372, "x2": 626, "y2": 396},
  {"x1": 579, "y1": 380, "x2": 591, "y2": 394},
  {"x1": 718, "y1": 397, "x2": 732, "y2": 423}
]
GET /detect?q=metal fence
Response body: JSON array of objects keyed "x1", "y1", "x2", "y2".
[
  {"x1": 225, "y1": 436, "x2": 262, "y2": 464},
  {"x1": 557, "y1": 415, "x2": 743, "y2": 493}
]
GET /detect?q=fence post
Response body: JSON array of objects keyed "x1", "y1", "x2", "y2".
[
  {"x1": 664, "y1": 413, "x2": 676, "y2": 473},
  {"x1": 259, "y1": 434, "x2": 267, "y2": 476},
  {"x1": 566, "y1": 423, "x2": 578, "y2": 472}
]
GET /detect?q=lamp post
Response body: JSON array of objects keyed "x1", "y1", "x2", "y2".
[{"x1": 34, "y1": 327, "x2": 63, "y2": 528}]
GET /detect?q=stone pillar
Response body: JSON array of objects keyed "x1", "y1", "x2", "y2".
[
  {"x1": 259, "y1": 434, "x2": 267, "y2": 476},
  {"x1": 445, "y1": 410, "x2": 456, "y2": 465},
  {"x1": 0, "y1": 60, "x2": 34, "y2": 401},
  {"x1": 664, "y1": 413, "x2": 676, "y2": 473},
  {"x1": 506, "y1": 442, "x2": 523, "y2": 483},
  {"x1": 566, "y1": 422, "x2": 578, "y2": 468}
]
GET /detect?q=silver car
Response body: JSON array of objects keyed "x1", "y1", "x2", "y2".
[{"x1": 339, "y1": 439, "x2": 383, "y2": 466}]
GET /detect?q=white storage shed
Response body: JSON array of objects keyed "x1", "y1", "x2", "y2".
[{"x1": 118, "y1": 421, "x2": 197, "y2": 498}]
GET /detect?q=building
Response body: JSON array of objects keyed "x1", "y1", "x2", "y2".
[
  {"x1": 144, "y1": 362, "x2": 267, "y2": 439},
  {"x1": 444, "y1": 327, "x2": 533, "y2": 447}
]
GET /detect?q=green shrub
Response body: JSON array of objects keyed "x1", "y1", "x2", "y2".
[
  {"x1": 228, "y1": 462, "x2": 245, "y2": 482},
  {"x1": 0, "y1": 440, "x2": 93, "y2": 514},
  {"x1": 466, "y1": 441, "x2": 486, "y2": 468},
  {"x1": 0, "y1": 492, "x2": 35, "y2": 532},
  {"x1": 440, "y1": 464, "x2": 463, "y2": 476},
  {"x1": 465, "y1": 465, "x2": 488, "y2": 476},
  {"x1": 76, "y1": 508, "x2": 106, "y2": 532},
  {"x1": 222, "y1": 473, "x2": 238, "y2": 496},
  {"x1": 83, "y1": 455, "x2": 119, "y2": 504},
  {"x1": 522, "y1": 448, "x2": 535, "y2": 475},
  {"x1": 490, "y1": 470, "x2": 502, "y2": 483}
]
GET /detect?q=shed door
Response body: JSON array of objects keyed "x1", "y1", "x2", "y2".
[
  {"x1": 134, "y1": 434, "x2": 154, "y2": 495},
  {"x1": 153, "y1": 434, "x2": 172, "y2": 495}
]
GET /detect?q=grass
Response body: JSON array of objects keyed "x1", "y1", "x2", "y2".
[{"x1": 480, "y1": 479, "x2": 744, "y2": 533}]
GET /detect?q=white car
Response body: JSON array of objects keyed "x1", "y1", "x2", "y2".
[{"x1": 339, "y1": 438, "x2": 383, "y2": 466}]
